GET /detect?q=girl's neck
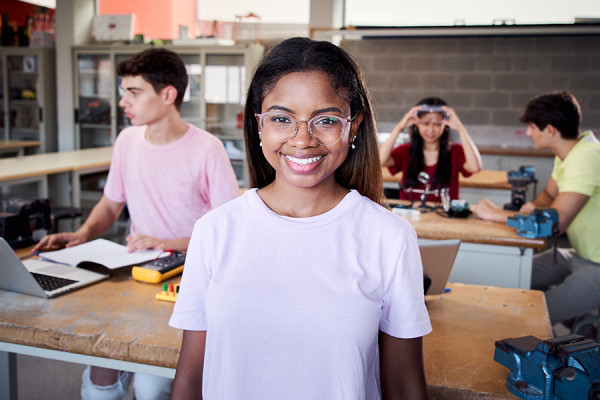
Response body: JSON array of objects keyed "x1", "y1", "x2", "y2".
[
  {"x1": 423, "y1": 142, "x2": 440, "y2": 152},
  {"x1": 258, "y1": 180, "x2": 349, "y2": 218},
  {"x1": 422, "y1": 142, "x2": 440, "y2": 166}
]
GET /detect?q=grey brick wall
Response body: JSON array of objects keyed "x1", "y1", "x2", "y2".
[{"x1": 340, "y1": 35, "x2": 600, "y2": 146}]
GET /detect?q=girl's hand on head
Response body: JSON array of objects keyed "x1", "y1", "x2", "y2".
[
  {"x1": 396, "y1": 106, "x2": 420, "y2": 131},
  {"x1": 442, "y1": 106, "x2": 465, "y2": 132}
]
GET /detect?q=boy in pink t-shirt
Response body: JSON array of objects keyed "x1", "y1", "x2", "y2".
[{"x1": 33, "y1": 48, "x2": 239, "y2": 400}]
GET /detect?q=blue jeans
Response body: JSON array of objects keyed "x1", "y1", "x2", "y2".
[
  {"x1": 531, "y1": 248, "x2": 600, "y2": 325},
  {"x1": 80, "y1": 366, "x2": 172, "y2": 400}
]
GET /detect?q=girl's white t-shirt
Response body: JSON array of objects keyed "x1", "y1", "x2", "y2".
[{"x1": 170, "y1": 189, "x2": 432, "y2": 399}]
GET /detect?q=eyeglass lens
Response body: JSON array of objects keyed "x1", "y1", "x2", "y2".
[{"x1": 258, "y1": 112, "x2": 349, "y2": 145}]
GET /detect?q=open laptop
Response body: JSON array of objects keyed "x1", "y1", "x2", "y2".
[
  {"x1": 0, "y1": 237, "x2": 109, "y2": 298},
  {"x1": 419, "y1": 239, "x2": 461, "y2": 295}
]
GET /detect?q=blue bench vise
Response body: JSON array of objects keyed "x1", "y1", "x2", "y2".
[
  {"x1": 494, "y1": 335, "x2": 600, "y2": 400},
  {"x1": 507, "y1": 208, "x2": 559, "y2": 239},
  {"x1": 504, "y1": 166, "x2": 538, "y2": 211}
]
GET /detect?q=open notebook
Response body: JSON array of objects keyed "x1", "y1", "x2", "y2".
[
  {"x1": 0, "y1": 237, "x2": 109, "y2": 298},
  {"x1": 419, "y1": 239, "x2": 461, "y2": 295},
  {"x1": 38, "y1": 238, "x2": 163, "y2": 270}
]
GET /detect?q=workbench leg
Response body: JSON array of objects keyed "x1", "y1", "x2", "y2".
[
  {"x1": 48, "y1": 172, "x2": 73, "y2": 208},
  {"x1": 0, "y1": 351, "x2": 18, "y2": 400},
  {"x1": 519, "y1": 248, "x2": 533, "y2": 289}
]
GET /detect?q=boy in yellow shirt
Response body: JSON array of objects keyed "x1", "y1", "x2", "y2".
[{"x1": 475, "y1": 91, "x2": 600, "y2": 327}]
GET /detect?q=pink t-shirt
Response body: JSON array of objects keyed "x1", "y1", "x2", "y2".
[
  {"x1": 170, "y1": 189, "x2": 431, "y2": 399},
  {"x1": 104, "y1": 124, "x2": 239, "y2": 240}
]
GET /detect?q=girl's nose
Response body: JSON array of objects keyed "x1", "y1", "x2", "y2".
[{"x1": 289, "y1": 121, "x2": 316, "y2": 146}]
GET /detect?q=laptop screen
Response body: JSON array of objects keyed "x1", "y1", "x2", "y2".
[{"x1": 419, "y1": 239, "x2": 461, "y2": 295}]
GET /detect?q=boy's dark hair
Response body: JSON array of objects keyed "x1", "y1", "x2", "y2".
[
  {"x1": 406, "y1": 97, "x2": 451, "y2": 190},
  {"x1": 519, "y1": 91, "x2": 581, "y2": 140},
  {"x1": 117, "y1": 48, "x2": 188, "y2": 111},
  {"x1": 243, "y1": 37, "x2": 383, "y2": 203}
]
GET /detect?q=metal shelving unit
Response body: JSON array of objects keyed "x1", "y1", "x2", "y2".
[
  {"x1": 72, "y1": 44, "x2": 264, "y2": 187},
  {"x1": 0, "y1": 47, "x2": 57, "y2": 152}
]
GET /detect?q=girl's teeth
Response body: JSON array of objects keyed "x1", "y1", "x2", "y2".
[{"x1": 286, "y1": 155, "x2": 323, "y2": 165}]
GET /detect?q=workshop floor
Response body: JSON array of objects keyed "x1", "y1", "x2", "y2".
[{"x1": 16, "y1": 354, "x2": 135, "y2": 399}]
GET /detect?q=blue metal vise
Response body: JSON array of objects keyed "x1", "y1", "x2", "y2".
[
  {"x1": 504, "y1": 166, "x2": 538, "y2": 211},
  {"x1": 508, "y1": 166, "x2": 536, "y2": 181},
  {"x1": 494, "y1": 335, "x2": 600, "y2": 400},
  {"x1": 507, "y1": 208, "x2": 559, "y2": 239}
]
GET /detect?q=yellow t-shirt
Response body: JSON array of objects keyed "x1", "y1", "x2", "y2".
[{"x1": 552, "y1": 131, "x2": 600, "y2": 263}]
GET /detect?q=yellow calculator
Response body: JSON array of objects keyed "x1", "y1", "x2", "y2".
[{"x1": 131, "y1": 251, "x2": 185, "y2": 283}]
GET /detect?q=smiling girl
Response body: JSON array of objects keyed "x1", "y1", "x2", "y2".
[
  {"x1": 380, "y1": 97, "x2": 482, "y2": 202},
  {"x1": 169, "y1": 37, "x2": 431, "y2": 400}
]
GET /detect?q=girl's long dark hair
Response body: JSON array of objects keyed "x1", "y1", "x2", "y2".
[
  {"x1": 405, "y1": 97, "x2": 451, "y2": 189},
  {"x1": 243, "y1": 37, "x2": 383, "y2": 203}
]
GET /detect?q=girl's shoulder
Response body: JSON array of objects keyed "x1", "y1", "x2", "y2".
[
  {"x1": 448, "y1": 142, "x2": 465, "y2": 153},
  {"x1": 196, "y1": 191, "x2": 248, "y2": 223},
  {"x1": 352, "y1": 193, "x2": 416, "y2": 233},
  {"x1": 392, "y1": 142, "x2": 411, "y2": 156}
]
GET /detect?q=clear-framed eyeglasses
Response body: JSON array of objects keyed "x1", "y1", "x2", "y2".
[
  {"x1": 417, "y1": 118, "x2": 445, "y2": 128},
  {"x1": 255, "y1": 111, "x2": 355, "y2": 146}
]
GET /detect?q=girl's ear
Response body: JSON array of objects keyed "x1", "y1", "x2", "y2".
[{"x1": 350, "y1": 113, "x2": 364, "y2": 135}]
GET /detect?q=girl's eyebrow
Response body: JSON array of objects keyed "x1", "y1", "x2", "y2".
[
  {"x1": 314, "y1": 107, "x2": 345, "y2": 115},
  {"x1": 266, "y1": 105, "x2": 293, "y2": 113},
  {"x1": 265, "y1": 105, "x2": 346, "y2": 115}
]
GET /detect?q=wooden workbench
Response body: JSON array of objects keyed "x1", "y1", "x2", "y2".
[
  {"x1": 387, "y1": 204, "x2": 547, "y2": 288},
  {"x1": 0, "y1": 146, "x2": 112, "y2": 181},
  {"x1": 0, "y1": 146, "x2": 112, "y2": 207},
  {"x1": 382, "y1": 167, "x2": 517, "y2": 206},
  {"x1": 394, "y1": 205, "x2": 546, "y2": 249},
  {"x1": 478, "y1": 146, "x2": 554, "y2": 158},
  {"x1": 0, "y1": 270, "x2": 181, "y2": 369},
  {"x1": 0, "y1": 140, "x2": 42, "y2": 156},
  {"x1": 382, "y1": 168, "x2": 512, "y2": 190},
  {"x1": 0, "y1": 254, "x2": 551, "y2": 400},
  {"x1": 424, "y1": 283, "x2": 552, "y2": 399}
]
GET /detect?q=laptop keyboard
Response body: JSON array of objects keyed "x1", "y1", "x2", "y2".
[{"x1": 31, "y1": 273, "x2": 77, "y2": 291}]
